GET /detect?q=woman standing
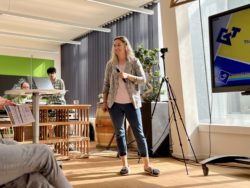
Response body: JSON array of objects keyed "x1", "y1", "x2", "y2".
[{"x1": 102, "y1": 36, "x2": 160, "y2": 176}]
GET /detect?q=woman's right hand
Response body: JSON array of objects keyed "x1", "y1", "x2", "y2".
[{"x1": 102, "y1": 102, "x2": 108, "y2": 112}]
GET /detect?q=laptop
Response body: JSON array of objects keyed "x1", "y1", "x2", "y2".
[{"x1": 32, "y1": 77, "x2": 54, "y2": 90}]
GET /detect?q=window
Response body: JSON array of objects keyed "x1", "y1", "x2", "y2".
[{"x1": 188, "y1": 0, "x2": 250, "y2": 125}]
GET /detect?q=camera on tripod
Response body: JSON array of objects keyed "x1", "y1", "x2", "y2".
[{"x1": 160, "y1": 47, "x2": 168, "y2": 54}]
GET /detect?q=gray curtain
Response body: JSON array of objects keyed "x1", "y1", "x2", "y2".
[{"x1": 61, "y1": 3, "x2": 159, "y2": 117}]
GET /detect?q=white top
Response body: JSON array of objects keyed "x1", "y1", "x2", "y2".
[{"x1": 114, "y1": 63, "x2": 131, "y2": 104}]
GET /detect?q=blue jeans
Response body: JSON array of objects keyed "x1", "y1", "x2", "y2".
[{"x1": 108, "y1": 103, "x2": 148, "y2": 157}]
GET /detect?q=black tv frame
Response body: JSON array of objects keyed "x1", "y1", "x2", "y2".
[{"x1": 209, "y1": 4, "x2": 250, "y2": 94}]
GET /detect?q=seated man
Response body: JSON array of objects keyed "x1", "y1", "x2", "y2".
[
  {"x1": 0, "y1": 97, "x2": 72, "y2": 188},
  {"x1": 20, "y1": 81, "x2": 30, "y2": 90},
  {"x1": 12, "y1": 81, "x2": 32, "y2": 104},
  {"x1": 47, "y1": 67, "x2": 66, "y2": 104}
]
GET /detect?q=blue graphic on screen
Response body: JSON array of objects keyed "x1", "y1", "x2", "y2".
[
  {"x1": 215, "y1": 57, "x2": 250, "y2": 87},
  {"x1": 218, "y1": 70, "x2": 230, "y2": 84},
  {"x1": 216, "y1": 27, "x2": 241, "y2": 46}
]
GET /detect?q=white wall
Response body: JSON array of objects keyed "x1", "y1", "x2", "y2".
[
  {"x1": 199, "y1": 124, "x2": 250, "y2": 158},
  {"x1": 160, "y1": 0, "x2": 250, "y2": 160}
]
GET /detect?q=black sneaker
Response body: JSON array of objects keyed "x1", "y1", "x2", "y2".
[
  {"x1": 120, "y1": 166, "x2": 130, "y2": 176},
  {"x1": 144, "y1": 166, "x2": 160, "y2": 177}
]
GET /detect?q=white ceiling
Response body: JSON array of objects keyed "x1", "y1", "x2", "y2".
[{"x1": 0, "y1": 0, "x2": 155, "y2": 53}]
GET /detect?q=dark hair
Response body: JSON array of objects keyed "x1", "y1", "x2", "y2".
[{"x1": 47, "y1": 67, "x2": 56, "y2": 74}]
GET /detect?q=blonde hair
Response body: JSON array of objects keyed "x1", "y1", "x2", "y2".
[{"x1": 109, "y1": 36, "x2": 135, "y2": 63}]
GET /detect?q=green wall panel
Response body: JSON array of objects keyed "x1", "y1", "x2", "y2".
[{"x1": 0, "y1": 55, "x2": 54, "y2": 77}]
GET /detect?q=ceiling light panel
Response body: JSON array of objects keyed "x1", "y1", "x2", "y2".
[
  {"x1": 0, "y1": 35, "x2": 60, "y2": 53},
  {"x1": 0, "y1": 31, "x2": 81, "y2": 45},
  {"x1": 0, "y1": 44, "x2": 59, "y2": 54},
  {"x1": 87, "y1": 0, "x2": 154, "y2": 15},
  {"x1": 0, "y1": 10, "x2": 110, "y2": 33}
]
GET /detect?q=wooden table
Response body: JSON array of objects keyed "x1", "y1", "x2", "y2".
[
  {"x1": 38, "y1": 104, "x2": 91, "y2": 156},
  {"x1": 1, "y1": 104, "x2": 91, "y2": 157},
  {"x1": 5, "y1": 89, "x2": 66, "y2": 143},
  {"x1": 33, "y1": 104, "x2": 91, "y2": 156}
]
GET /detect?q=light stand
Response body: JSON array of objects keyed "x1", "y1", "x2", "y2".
[{"x1": 151, "y1": 48, "x2": 198, "y2": 175}]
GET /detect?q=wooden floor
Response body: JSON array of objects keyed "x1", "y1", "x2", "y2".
[{"x1": 61, "y1": 143, "x2": 250, "y2": 188}]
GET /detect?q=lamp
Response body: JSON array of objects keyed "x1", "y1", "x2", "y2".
[
  {"x1": 0, "y1": 10, "x2": 111, "y2": 33},
  {"x1": 0, "y1": 31, "x2": 81, "y2": 45},
  {"x1": 87, "y1": 0, "x2": 154, "y2": 15}
]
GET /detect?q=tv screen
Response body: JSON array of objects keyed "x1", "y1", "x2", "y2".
[{"x1": 209, "y1": 4, "x2": 250, "y2": 94}]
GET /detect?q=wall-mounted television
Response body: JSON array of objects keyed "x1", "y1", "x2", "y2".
[{"x1": 209, "y1": 4, "x2": 250, "y2": 94}]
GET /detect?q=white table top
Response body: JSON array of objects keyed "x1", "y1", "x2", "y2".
[{"x1": 4, "y1": 89, "x2": 66, "y2": 95}]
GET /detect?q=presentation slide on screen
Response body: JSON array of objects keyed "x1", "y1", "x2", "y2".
[{"x1": 213, "y1": 8, "x2": 250, "y2": 87}]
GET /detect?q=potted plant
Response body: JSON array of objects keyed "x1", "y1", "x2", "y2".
[{"x1": 134, "y1": 44, "x2": 161, "y2": 102}]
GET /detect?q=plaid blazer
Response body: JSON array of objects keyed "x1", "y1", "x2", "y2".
[{"x1": 102, "y1": 58, "x2": 146, "y2": 109}]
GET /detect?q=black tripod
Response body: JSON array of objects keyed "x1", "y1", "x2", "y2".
[{"x1": 151, "y1": 48, "x2": 198, "y2": 175}]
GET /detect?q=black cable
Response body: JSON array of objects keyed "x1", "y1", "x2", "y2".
[{"x1": 198, "y1": 0, "x2": 213, "y2": 158}]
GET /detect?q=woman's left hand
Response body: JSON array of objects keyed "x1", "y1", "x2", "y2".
[{"x1": 119, "y1": 72, "x2": 129, "y2": 79}]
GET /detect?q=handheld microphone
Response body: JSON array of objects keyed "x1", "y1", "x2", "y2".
[{"x1": 116, "y1": 67, "x2": 126, "y2": 83}]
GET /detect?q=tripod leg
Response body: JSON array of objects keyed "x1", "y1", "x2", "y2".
[
  {"x1": 106, "y1": 132, "x2": 115, "y2": 150},
  {"x1": 158, "y1": 50, "x2": 197, "y2": 173},
  {"x1": 168, "y1": 82, "x2": 198, "y2": 163},
  {"x1": 151, "y1": 77, "x2": 165, "y2": 117},
  {"x1": 166, "y1": 78, "x2": 189, "y2": 175}
]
